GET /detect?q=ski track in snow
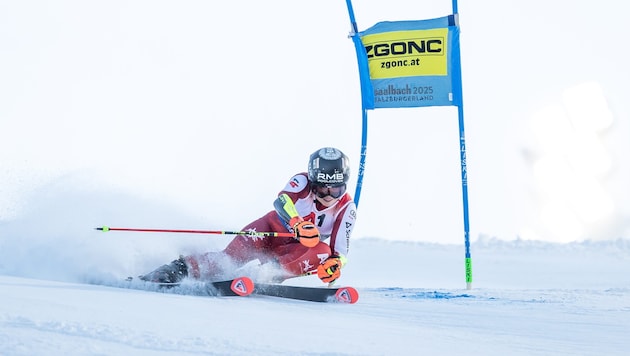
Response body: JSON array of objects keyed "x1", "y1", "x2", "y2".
[{"x1": 356, "y1": 287, "x2": 630, "y2": 355}]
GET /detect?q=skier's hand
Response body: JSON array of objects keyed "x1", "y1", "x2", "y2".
[
  {"x1": 291, "y1": 218, "x2": 320, "y2": 248},
  {"x1": 317, "y1": 256, "x2": 342, "y2": 284}
]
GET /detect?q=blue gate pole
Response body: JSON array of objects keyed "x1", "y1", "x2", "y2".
[{"x1": 452, "y1": 0, "x2": 473, "y2": 290}]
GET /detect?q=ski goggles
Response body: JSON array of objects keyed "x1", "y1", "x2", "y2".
[{"x1": 313, "y1": 184, "x2": 346, "y2": 199}]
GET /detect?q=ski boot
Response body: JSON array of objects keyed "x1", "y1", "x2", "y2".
[{"x1": 140, "y1": 256, "x2": 188, "y2": 283}]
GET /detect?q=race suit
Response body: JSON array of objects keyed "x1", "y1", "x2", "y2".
[{"x1": 184, "y1": 172, "x2": 357, "y2": 280}]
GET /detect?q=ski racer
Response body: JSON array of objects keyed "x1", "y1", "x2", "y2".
[{"x1": 140, "y1": 147, "x2": 357, "y2": 285}]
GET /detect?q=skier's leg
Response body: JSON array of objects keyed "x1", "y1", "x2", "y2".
[
  {"x1": 183, "y1": 251, "x2": 235, "y2": 280},
  {"x1": 222, "y1": 211, "x2": 291, "y2": 264},
  {"x1": 272, "y1": 241, "x2": 332, "y2": 277},
  {"x1": 185, "y1": 211, "x2": 289, "y2": 280}
]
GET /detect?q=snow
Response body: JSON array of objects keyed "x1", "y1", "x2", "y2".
[
  {"x1": 5, "y1": 276, "x2": 627, "y2": 356},
  {"x1": 1, "y1": 188, "x2": 629, "y2": 355}
]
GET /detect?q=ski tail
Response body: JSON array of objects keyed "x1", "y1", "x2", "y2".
[{"x1": 125, "y1": 276, "x2": 255, "y2": 297}]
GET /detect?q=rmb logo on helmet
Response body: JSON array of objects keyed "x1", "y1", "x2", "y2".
[
  {"x1": 308, "y1": 147, "x2": 350, "y2": 188},
  {"x1": 317, "y1": 173, "x2": 345, "y2": 184}
]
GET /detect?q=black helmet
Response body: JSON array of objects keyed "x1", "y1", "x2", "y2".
[{"x1": 307, "y1": 147, "x2": 350, "y2": 187}]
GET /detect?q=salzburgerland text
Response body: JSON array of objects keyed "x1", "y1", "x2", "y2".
[{"x1": 375, "y1": 95, "x2": 434, "y2": 103}]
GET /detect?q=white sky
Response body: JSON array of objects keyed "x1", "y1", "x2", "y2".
[{"x1": 1, "y1": 0, "x2": 629, "y2": 243}]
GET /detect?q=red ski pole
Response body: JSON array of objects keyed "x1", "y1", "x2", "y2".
[{"x1": 95, "y1": 226, "x2": 295, "y2": 238}]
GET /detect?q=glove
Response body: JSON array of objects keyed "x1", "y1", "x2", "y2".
[
  {"x1": 291, "y1": 218, "x2": 320, "y2": 248},
  {"x1": 317, "y1": 256, "x2": 342, "y2": 284}
]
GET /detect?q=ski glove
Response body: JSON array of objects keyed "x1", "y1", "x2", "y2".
[
  {"x1": 291, "y1": 218, "x2": 320, "y2": 248},
  {"x1": 317, "y1": 256, "x2": 342, "y2": 284}
]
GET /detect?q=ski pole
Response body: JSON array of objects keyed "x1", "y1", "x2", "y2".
[{"x1": 95, "y1": 226, "x2": 295, "y2": 238}]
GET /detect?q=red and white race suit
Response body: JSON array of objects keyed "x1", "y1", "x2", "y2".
[{"x1": 184, "y1": 172, "x2": 357, "y2": 280}]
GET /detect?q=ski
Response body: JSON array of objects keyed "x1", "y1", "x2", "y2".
[
  {"x1": 123, "y1": 276, "x2": 358, "y2": 303},
  {"x1": 252, "y1": 283, "x2": 359, "y2": 303},
  {"x1": 126, "y1": 276, "x2": 255, "y2": 297}
]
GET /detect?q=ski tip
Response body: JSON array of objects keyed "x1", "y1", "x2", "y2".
[
  {"x1": 230, "y1": 277, "x2": 255, "y2": 296},
  {"x1": 334, "y1": 287, "x2": 359, "y2": 304}
]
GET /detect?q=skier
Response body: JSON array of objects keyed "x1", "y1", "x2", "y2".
[{"x1": 141, "y1": 147, "x2": 357, "y2": 285}]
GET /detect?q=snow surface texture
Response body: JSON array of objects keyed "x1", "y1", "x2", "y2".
[
  {"x1": 1, "y1": 240, "x2": 629, "y2": 355},
  {"x1": 1, "y1": 194, "x2": 629, "y2": 355}
]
